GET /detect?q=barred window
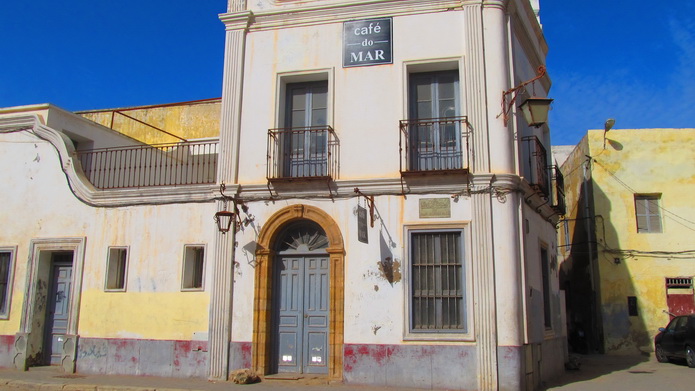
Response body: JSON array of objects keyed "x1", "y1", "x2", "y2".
[{"x1": 410, "y1": 230, "x2": 465, "y2": 332}]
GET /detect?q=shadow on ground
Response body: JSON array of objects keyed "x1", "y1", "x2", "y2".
[{"x1": 542, "y1": 354, "x2": 650, "y2": 390}]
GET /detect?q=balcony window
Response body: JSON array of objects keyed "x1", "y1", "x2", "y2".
[
  {"x1": 405, "y1": 71, "x2": 462, "y2": 172},
  {"x1": 268, "y1": 80, "x2": 337, "y2": 181}
]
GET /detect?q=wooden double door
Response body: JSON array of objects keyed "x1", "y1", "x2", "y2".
[{"x1": 273, "y1": 255, "x2": 329, "y2": 374}]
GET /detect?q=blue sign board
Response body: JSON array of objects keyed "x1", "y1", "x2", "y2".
[{"x1": 343, "y1": 18, "x2": 393, "y2": 67}]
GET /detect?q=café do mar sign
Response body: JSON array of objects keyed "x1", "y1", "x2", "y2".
[{"x1": 343, "y1": 18, "x2": 393, "y2": 67}]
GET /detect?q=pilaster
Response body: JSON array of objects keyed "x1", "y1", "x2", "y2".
[
  {"x1": 208, "y1": 6, "x2": 251, "y2": 381},
  {"x1": 470, "y1": 175, "x2": 499, "y2": 391}
]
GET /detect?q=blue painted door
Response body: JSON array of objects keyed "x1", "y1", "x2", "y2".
[
  {"x1": 276, "y1": 255, "x2": 329, "y2": 374},
  {"x1": 45, "y1": 254, "x2": 73, "y2": 365}
]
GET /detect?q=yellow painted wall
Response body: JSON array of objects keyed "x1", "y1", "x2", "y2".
[
  {"x1": 79, "y1": 99, "x2": 221, "y2": 145},
  {"x1": 79, "y1": 290, "x2": 209, "y2": 340},
  {"x1": 587, "y1": 128, "x2": 695, "y2": 353}
]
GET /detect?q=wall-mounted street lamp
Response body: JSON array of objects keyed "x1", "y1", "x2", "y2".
[
  {"x1": 214, "y1": 183, "x2": 243, "y2": 234},
  {"x1": 603, "y1": 118, "x2": 615, "y2": 149},
  {"x1": 214, "y1": 209, "x2": 236, "y2": 234},
  {"x1": 519, "y1": 97, "x2": 554, "y2": 127},
  {"x1": 501, "y1": 65, "x2": 553, "y2": 128}
]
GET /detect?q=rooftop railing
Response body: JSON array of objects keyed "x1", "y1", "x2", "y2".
[{"x1": 75, "y1": 140, "x2": 218, "y2": 189}]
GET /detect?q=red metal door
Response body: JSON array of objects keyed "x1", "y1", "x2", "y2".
[{"x1": 666, "y1": 278, "x2": 695, "y2": 318}]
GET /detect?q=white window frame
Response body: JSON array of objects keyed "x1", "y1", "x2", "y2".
[
  {"x1": 0, "y1": 246, "x2": 17, "y2": 319},
  {"x1": 105, "y1": 246, "x2": 129, "y2": 292},
  {"x1": 635, "y1": 194, "x2": 662, "y2": 233},
  {"x1": 403, "y1": 224, "x2": 473, "y2": 341},
  {"x1": 276, "y1": 69, "x2": 333, "y2": 129},
  {"x1": 181, "y1": 244, "x2": 206, "y2": 291}
]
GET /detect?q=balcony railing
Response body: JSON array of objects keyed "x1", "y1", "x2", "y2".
[
  {"x1": 75, "y1": 140, "x2": 218, "y2": 189},
  {"x1": 550, "y1": 165, "x2": 566, "y2": 215},
  {"x1": 267, "y1": 126, "x2": 338, "y2": 181},
  {"x1": 399, "y1": 116, "x2": 471, "y2": 175},
  {"x1": 521, "y1": 136, "x2": 549, "y2": 196}
]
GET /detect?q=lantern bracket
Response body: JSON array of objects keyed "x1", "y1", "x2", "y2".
[{"x1": 500, "y1": 65, "x2": 548, "y2": 126}]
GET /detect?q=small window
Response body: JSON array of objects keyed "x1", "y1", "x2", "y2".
[
  {"x1": 105, "y1": 247, "x2": 128, "y2": 291},
  {"x1": 182, "y1": 245, "x2": 205, "y2": 291},
  {"x1": 0, "y1": 247, "x2": 17, "y2": 319},
  {"x1": 541, "y1": 246, "x2": 552, "y2": 329},
  {"x1": 627, "y1": 296, "x2": 638, "y2": 316},
  {"x1": 635, "y1": 194, "x2": 662, "y2": 233},
  {"x1": 409, "y1": 230, "x2": 466, "y2": 333}
]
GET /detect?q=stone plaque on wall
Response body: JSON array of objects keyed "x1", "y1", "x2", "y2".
[{"x1": 419, "y1": 198, "x2": 451, "y2": 218}]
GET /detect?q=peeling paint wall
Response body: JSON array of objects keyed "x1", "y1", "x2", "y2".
[
  {"x1": 590, "y1": 128, "x2": 695, "y2": 354},
  {"x1": 79, "y1": 99, "x2": 221, "y2": 145},
  {"x1": 562, "y1": 128, "x2": 695, "y2": 355},
  {"x1": 0, "y1": 118, "x2": 215, "y2": 360}
]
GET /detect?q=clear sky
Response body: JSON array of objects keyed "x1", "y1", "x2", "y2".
[{"x1": 1, "y1": 1, "x2": 693, "y2": 147}]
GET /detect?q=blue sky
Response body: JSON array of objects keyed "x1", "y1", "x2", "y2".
[{"x1": 1, "y1": 1, "x2": 693, "y2": 146}]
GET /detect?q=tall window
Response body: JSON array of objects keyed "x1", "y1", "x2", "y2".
[
  {"x1": 283, "y1": 81, "x2": 328, "y2": 177},
  {"x1": 540, "y1": 246, "x2": 552, "y2": 329},
  {"x1": 410, "y1": 230, "x2": 465, "y2": 332},
  {"x1": 182, "y1": 245, "x2": 205, "y2": 290},
  {"x1": 635, "y1": 194, "x2": 662, "y2": 233},
  {"x1": 408, "y1": 71, "x2": 461, "y2": 171},
  {"x1": 105, "y1": 247, "x2": 128, "y2": 291},
  {"x1": 0, "y1": 248, "x2": 15, "y2": 318}
]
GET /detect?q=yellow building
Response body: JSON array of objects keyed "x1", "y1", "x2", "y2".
[
  {"x1": 78, "y1": 98, "x2": 221, "y2": 145},
  {"x1": 558, "y1": 128, "x2": 695, "y2": 355}
]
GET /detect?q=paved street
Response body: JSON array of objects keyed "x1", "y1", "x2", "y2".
[
  {"x1": 0, "y1": 354, "x2": 692, "y2": 391},
  {"x1": 545, "y1": 354, "x2": 694, "y2": 390}
]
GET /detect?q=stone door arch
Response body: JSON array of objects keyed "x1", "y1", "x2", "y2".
[{"x1": 252, "y1": 204, "x2": 344, "y2": 380}]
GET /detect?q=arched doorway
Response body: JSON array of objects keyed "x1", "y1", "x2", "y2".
[{"x1": 252, "y1": 205, "x2": 344, "y2": 380}]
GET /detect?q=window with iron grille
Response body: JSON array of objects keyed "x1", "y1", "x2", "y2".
[
  {"x1": 409, "y1": 230, "x2": 466, "y2": 332},
  {"x1": 182, "y1": 245, "x2": 205, "y2": 291},
  {"x1": 0, "y1": 248, "x2": 16, "y2": 319},
  {"x1": 635, "y1": 194, "x2": 662, "y2": 233},
  {"x1": 105, "y1": 247, "x2": 128, "y2": 291}
]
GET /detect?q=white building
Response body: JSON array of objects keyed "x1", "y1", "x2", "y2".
[
  {"x1": 213, "y1": 1, "x2": 565, "y2": 390},
  {"x1": 0, "y1": 1, "x2": 565, "y2": 390}
]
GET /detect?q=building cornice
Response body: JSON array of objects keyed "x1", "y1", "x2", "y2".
[
  {"x1": 221, "y1": 0, "x2": 462, "y2": 31},
  {"x1": 0, "y1": 114, "x2": 217, "y2": 207}
]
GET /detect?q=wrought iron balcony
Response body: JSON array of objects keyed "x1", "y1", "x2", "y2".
[
  {"x1": 75, "y1": 140, "x2": 218, "y2": 189},
  {"x1": 267, "y1": 126, "x2": 338, "y2": 181},
  {"x1": 399, "y1": 116, "x2": 471, "y2": 175},
  {"x1": 521, "y1": 136, "x2": 549, "y2": 197},
  {"x1": 550, "y1": 165, "x2": 566, "y2": 215}
]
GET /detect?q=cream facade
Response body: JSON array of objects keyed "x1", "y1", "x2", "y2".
[
  {"x1": 559, "y1": 128, "x2": 695, "y2": 355},
  {"x1": 213, "y1": 0, "x2": 565, "y2": 390},
  {"x1": 0, "y1": 1, "x2": 566, "y2": 390}
]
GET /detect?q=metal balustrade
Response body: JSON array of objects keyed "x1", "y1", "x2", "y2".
[
  {"x1": 399, "y1": 116, "x2": 471, "y2": 175},
  {"x1": 75, "y1": 140, "x2": 218, "y2": 189},
  {"x1": 521, "y1": 135, "x2": 549, "y2": 197},
  {"x1": 550, "y1": 164, "x2": 566, "y2": 215},
  {"x1": 267, "y1": 126, "x2": 338, "y2": 181}
]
